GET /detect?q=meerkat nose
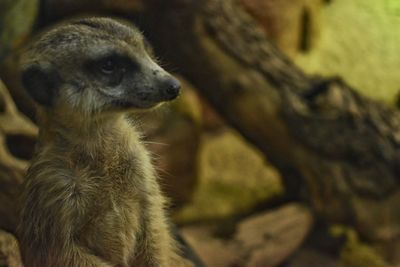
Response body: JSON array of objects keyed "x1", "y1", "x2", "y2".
[{"x1": 164, "y1": 77, "x2": 181, "y2": 100}]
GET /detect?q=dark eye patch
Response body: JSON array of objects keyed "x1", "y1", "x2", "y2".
[
  {"x1": 98, "y1": 57, "x2": 118, "y2": 75},
  {"x1": 86, "y1": 52, "x2": 139, "y2": 86}
]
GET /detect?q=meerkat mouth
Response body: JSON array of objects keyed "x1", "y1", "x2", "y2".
[
  {"x1": 111, "y1": 99, "x2": 160, "y2": 110},
  {"x1": 111, "y1": 99, "x2": 136, "y2": 108}
]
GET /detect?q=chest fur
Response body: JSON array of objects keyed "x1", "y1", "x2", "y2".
[
  {"x1": 72, "y1": 137, "x2": 153, "y2": 191},
  {"x1": 67, "y1": 138, "x2": 154, "y2": 264}
]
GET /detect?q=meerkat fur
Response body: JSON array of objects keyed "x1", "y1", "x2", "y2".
[{"x1": 17, "y1": 17, "x2": 191, "y2": 267}]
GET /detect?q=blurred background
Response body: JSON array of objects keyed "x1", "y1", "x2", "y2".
[{"x1": 1, "y1": 0, "x2": 400, "y2": 266}]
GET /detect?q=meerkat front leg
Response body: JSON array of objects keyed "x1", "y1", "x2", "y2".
[
  {"x1": 67, "y1": 246, "x2": 114, "y2": 267},
  {"x1": 145, "y1": 208, "x2": 194, "y2": 267},
  {"x1": 136, "y1": 180, "x2": 193, "y2": 267}
]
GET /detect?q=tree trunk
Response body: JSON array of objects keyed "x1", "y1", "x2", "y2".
[{"x1": 137, "y1": 0, "x2": 400, "y2": 245}]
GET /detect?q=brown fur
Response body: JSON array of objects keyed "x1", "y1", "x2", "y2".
[{"x1": 17, "y1": 17, "x2": 191, "y2": 267}]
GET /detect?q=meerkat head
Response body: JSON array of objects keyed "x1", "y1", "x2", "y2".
[{"x1": 20, "y1": 17, "x2": 180, "y2": 116}]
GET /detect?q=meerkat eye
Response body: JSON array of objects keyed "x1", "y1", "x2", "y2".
[
  {"x1": 100, "y1": 59, "x2": 117, "y2": 75},
  {"x1": 93, "y1": 56, "x2": 128, "y2": 86},
  {"x1": 87, "y1": 54, "x2": 132, "y2": 86}
]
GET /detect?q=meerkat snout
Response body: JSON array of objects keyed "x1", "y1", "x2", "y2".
[{"x1": 161, "y1": 76, "x2": 181, "y2": 100}]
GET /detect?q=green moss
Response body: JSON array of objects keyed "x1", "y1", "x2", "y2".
[
  {"x1": 331, "y1": 226, "x2": 390, "y2": 267},
  {"x1": 296, "y1": 0, "x2": 400, "y2": 105},
  {"x1": 174, "y1": 130, "x2": 283, "y2": 223}
]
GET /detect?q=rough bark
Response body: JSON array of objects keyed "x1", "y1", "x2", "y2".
[{"x1": 138, "y1": 0, "x2": 400, "y2": 245}]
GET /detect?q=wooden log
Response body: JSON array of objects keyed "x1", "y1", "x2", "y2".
[{"x1": 137, "y1": 0, "x2": 400, "y2": 245}]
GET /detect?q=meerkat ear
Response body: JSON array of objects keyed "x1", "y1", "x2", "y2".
[{"x1": 21, "y1": 63, "x2": 61, "y2": 107}]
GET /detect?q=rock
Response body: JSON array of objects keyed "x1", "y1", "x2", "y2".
[
  {"x1": 175, "y1": 129, "x2": 283, "y2": 223},
  {"x1": 138, "y1": 77, "x2": 201, "y2": 208},
  {"x1": 286, "y1": 249, "x2": 339, "y2": 267},
  {"x1": 331, "y1": 226, "x2": 392, "y2": 267},
  {"x1": 181, "y1": 225, "x2": 241, "y2": 267},
  {"x1": 235, "y1": 204, "x2": 313, "y2": 267},
  {"x1": 0, "y1": 230, "x2": 23, "y2": 267},
  {"x1": 351, "y1": 191, "x2": 400, "y2": 243},
  {"x1": 240, "y1": 0, "x2": 322, "y2": 57},
  {"x1": 341, "y1": 239, "x2": 391, "y2": 267},
  {"x1": 181, "y1": 204, "x2": 313, "y2": 267},
  {"x1": 0, "y1": 0, "x2": 39, "y2": 62}
]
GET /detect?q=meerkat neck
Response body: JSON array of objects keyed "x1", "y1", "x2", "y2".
[{"x1": 37, "y1": 110, "x2": 140, "y2": 151}]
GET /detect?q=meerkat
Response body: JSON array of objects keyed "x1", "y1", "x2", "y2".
[{"x1": 17, "y1": 17, "x2": 193, "y2": 267}]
